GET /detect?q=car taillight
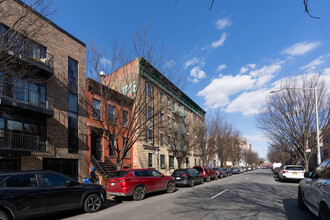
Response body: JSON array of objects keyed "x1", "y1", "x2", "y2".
[
  {"x1": 183, "y1": 174, "x2": 188, "y2": 177},
  {"x1": 283, "y1": 171, "x2": 287, "y2": 173}
]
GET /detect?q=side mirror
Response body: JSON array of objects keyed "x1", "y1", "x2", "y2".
[{"x1": 66, "y1": 180, "x2": 77, "y2": 186}]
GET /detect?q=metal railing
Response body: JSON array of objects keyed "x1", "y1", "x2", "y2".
[
  {"x1": 0, "y1": 84, "x2": 53, "y2": 110},
  {"x1": 90, "y1": 154, "x2": 108, "y2": 177},
  {"x1": 0, "y1": 132, "x2": 48, "y2": 152},
  {"x1": 105, "y1": 156, "x2": 117, "y2": 171}
]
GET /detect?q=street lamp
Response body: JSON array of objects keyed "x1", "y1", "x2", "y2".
[{"x1": 270, "y1": 87, "x2": 321, "y2": 165}]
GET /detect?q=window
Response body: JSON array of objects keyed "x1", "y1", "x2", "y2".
[
  {"x1": 109, "y1": 134, "x2": 116, "y2": 157},
  {"x1": 159, "y1": 92, "x2": 163, "y2": 104},
  {"x1": 184, "y1": 108, "x2": 188, "y2": 118},
  {"x1": 160, "y1": 113, "x2": 163, "y2": 126},
  {"x1": 149, "y1": 170, "x2": 162, "y2": 177},
  {"x1": 41, "y1": 173, "x2": 70, "y2": 186},
  {"x1": 321, "y1": 164, "x2": 330, "y2": 179},
  {"x1": 167, "y1": 116, "x2": 171, "y2": 126},
  {"x1": 108, "y1": 105, "x2": 115, "y2": 123},
  {"x1": 68, "y1": 93, "x2": 78, "y2": 153},
  {"x1": 68, "y1": 57, "x2": 78, "y2": 89},
  {"x1": 145, "y1": 82, "x2": 153, "y2": 97},
  {"x1": 312, "y1": 160, "x2": 329, "y2": 178},
  {"x1": 92, "y1": 99, "x2": 101, "y2": 119},
  {"x1": 146, "y1": 129, "x2": 153, "y2": 143},
  {"x1": 123, "y1": 137, "x2": 129, "y2": 158},
  {"x1": 160, "y1": 154, "x2": 165, "y2": 168},
  {"x1": 6, "y1": 174, "x2": 37, "y2": 187},
  {"x1": 178, "y1": 103, "x2": 181, "y2": 112},
  {"x1": 160, "y1": 133, "x2": 164, "y2": 146},
  {"x1": 146, "y1": 106, "x2": 153, "y2": 119},
  {"x1": 186, "y1": 157, "x2": 189, "y2": 167},
  {"x1": 134, "y1": 170, "x2": 150, "y2": 177},
  {"x1": 148, "y1": 153, "x2": 153, "y2": 167},
  {"x1": 169, "y1": 156, "x2": 174, "y2": 168},
  {"x1": 167, "y1": 97, "x2": 170, "y2": 106},
  {"x1": 172, "y1": 101, "x2": 175, "y2": 111},
  {"x1": 172, "y1": 118, "x2": 175, "y2": 128},
  {"x1": 122, "y1": 110, "x2": 128, "y2": 127}
]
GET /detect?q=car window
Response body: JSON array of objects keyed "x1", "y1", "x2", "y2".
[
  {"x1": 173, "y1": 170, "x2": 186, "y2": 175},
  {"x1": 285, "y1": 166, "x2": 304, "y2": 170},
  {"x1": 320, "y1": 163, "x2": 330, "y2": 179},
  {"x1": 41, "y1": 173, "x2": 70, "y2": 186},
  {"x1": 108, "y1": 171, "x2": 128, "y2": 178},
  {"x1": 134, "y1": 170, "x2": 150, "y2": 177},
  {"x1": 149, "y1": 170, "x2": 162, "y2": 177},
  {"x1": 312, "y1": 160, "x2": 329, "y2": 178},
  {"x1": 187, "y1": 169, "x2": 195, "y2": 175},
  {"x1": 6, "y1": 174, "x2": 37, "y2": 187}
]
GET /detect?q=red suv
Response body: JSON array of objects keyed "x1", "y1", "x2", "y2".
[
  {"x1": 193, "y1": 165, "x2": 217, "y2": 182},
  {"x1": 107, "y1": 169, "x2": 175, "y2": 200}
]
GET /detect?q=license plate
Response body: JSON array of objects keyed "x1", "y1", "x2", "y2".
[
  {"x1": 111, "y1": 183, "x2": 115, "y2": 186},
  {"x1": 293, "y1": 173, "x2": 297, "y2": 175},
  {"x1": 176, "y1": 177, "x2": 180, "y2": 180}
]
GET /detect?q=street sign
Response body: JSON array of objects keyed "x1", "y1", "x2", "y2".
[{"x1": 305, "y1": 149, "x2": 311, "y2": 153}]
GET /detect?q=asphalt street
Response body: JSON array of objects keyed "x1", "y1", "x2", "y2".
[{"x1": 37, "y1": 169, "x2": 318, "y2": 220}]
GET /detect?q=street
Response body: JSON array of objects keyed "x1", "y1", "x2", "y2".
[{"x1": 37, "y1": 169, "x2": 317, "y2": 220}]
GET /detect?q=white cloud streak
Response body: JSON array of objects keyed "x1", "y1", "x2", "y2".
[
  {"x1": 282, "y1": 41, "x2": 321, "y2": 56},
  {"x1": 211, "y1": 33, "x2": 227, "y2": 49},
  {"x1": 215, "y1": 18, "x2": 232, "y2": 30}
]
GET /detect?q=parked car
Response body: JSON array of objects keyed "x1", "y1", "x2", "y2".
[
  {"x1": 193, "y1": 165, "x2": 217, "y2": 181},
  {"x1": 298, "y1": 158, "x2": 330, "y2": 220},
  {"x1": 212, "y1": 168, "x2": 225, "y2": 179},
  {"x1": 278, "y1": 165, "x2": 305, "y2": 182},
  {"x1": 225, "y1": 168, "x2": 232, "y2": 176},
  {"x1": 107, "y1": 169, "x2": 175, "y2": 200},
  {"x1": 172, "y1": 168, "x2": 203, "y2": 187},
  {"x1": 231, "y1": 167, "x2": 240, "y2": 174},
  {"x1": 0, "y1": 170, "x2": 107, "y2": 220}
]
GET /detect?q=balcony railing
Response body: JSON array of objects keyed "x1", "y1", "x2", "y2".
[
  {"x1": 0, "y1": 83, "x2": 53, "y2": 110},
  {"x1": 0, "y1": 132, "x2": 48, "y2": 152}
]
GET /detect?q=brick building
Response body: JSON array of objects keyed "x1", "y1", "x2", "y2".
[
  {"x1": 104, "y1": 57, "x2": 206, "y2": 174},
  {"x1": 0, "y1": 0, "x2": 87, "y2": 180},
  {"x1": 86, "y1": 78, "x2": 134, "y2": 175}
]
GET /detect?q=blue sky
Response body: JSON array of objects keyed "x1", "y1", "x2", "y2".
[{"x1": 51, "y1": 0, "x2": 330, "y2": 159}]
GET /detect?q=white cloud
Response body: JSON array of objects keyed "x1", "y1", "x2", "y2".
[
  {"x1": 250, "y1": 63, "x2": 282, "y2": 87},
  {"x1": 216, "y1": 64, "x2": 227, "y2": 73},
  {"x1": 100, "y1": 57, "x2": 111, "y2": 66},
  {"x1": 211, "y1": 33, "x2": 227, "y2": 49},
  {"x1": 184, "y1": 57, "x2": 200, "y2": 69},
  {"x1": 282, "y1": 41, "x2": 321, "y2": 56},
  {"x1": 240, "y1": 64, "x2": 256, "y2": 74},
  {"x1": 164, "y1": 60, "x2": 176, "y2": 69},
  {"x1": 188, "y1": 66, "x2": 206, "y2": 83},
  {"x1": 225, "y1": 88, "x2": 270, "y2": 116},
  {"x1": 245, "y1": 134, "x2": 268, "y2": 144},
  {"x1": 300, "y1": 56, "x2": 324, "y2": 71},
  {"x1": 197, "y1": 74, "x2": 255, "y2": 108},
  {"x1": 215, "y1": 18, "x2": 232, "y2": 30}
]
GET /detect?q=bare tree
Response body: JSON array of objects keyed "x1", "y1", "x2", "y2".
[
  {"x1": 193, "y1": 122, "x2": 208, "y2": 165},
  {"x1": 0, "y1": 0, "x2": 55, "y2": 81},
  {"x1": 242, "y1": 150, "x2": 259, "y2": 166},
  {"x1": 257, "y1": 74, "x2": 330, "y2": 171},
  {"x1": 267, "y1": 142, "x2": 291, "y2": 164}
]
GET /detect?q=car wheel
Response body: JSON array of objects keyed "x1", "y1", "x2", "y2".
[
  {"x1": 167, "y1": 181, "x2": 175, "y2": 193},
  {"x1": 206, "y1": 176, "x2": 211, "y2": 182},
  {"x1": 319, "y1": 204, "x2": 330, "y2": 220},
  {"x1": 190, "y1": 180, "x2": 194, "y2": 187},
  {"x1": 84, "y1": 194, "x2": 102, "y2": 213},
  {"x1": 298, "y1": 188, "x2": 307, "y2": 210},
  {"x1": 201, "y1": 178, "x2": 204, "y2": 184},
  {"x1": 133, "y1": 186, "x2": 146, "y2": 200},
  {"x1": 0, "y1": 210, "x2": 9, "y2": 220},
  {"x1": 215, "y1": 175, "x2": 218, "y2": 180}
]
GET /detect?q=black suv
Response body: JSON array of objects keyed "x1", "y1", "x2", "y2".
[{"x1": 0, "y1": 170, "x2": 107, "y2": 220}]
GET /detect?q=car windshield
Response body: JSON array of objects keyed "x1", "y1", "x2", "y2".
[
  {"x1": 285, "y1": 167, "x2": 304, "y2": 171},
  {"x1": 108, "y1": 171, "x2": 128, "y2": 178},
  {"x1": 194, "y1": 167, "x2": 203, "y2": 172},
  {"x1": 173, "y1": 170, "x2": 187, "y2": 176}
]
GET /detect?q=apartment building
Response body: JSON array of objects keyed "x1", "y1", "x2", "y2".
[
  {"x1": 104, "y1": 57, "x2": 206, "y2": 174},
  {"x1": 86, "y1": 78, "x2": 134, "y2": 174},
  {"x1": 0, "y1": 0, "x2": 87, "y2": 180}
]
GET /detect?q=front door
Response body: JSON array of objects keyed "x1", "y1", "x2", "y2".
[
  {"x1": 0, "y1": 156, "x2": 20, "y2": 171},
  {"x1": 91, "y1": 133, "x2": 102, "y2": 161}
]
